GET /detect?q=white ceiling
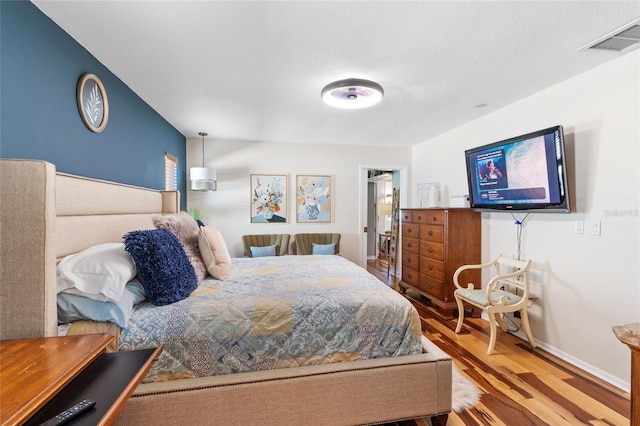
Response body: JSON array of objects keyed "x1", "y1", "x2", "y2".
[{"x1": 33, "y1": 1, "x2": 639, "y2": 147}]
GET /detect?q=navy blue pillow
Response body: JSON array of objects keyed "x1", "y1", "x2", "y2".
[{"x1": 123, "y1": 229, "x2": 197, "y2": 306}]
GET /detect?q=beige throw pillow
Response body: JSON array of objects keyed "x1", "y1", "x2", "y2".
[{"x1": 198, "y1": 224, "x2": 231, "y2": 280}]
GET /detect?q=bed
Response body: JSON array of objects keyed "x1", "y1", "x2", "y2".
[{"x1": 0, "y1": 159, "x2": 452, "y2": 426}]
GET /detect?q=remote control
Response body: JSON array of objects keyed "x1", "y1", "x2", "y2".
[{"x1": 39, "y1": 399, "x2": 95, "y2": 426}]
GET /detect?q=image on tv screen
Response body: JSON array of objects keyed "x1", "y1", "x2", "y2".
[{"x1": 473, "y1": 135, "x2": 549, "y2": 204}]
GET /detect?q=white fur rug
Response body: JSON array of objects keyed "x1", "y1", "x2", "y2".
[{"x1": 451, "y1": 365, "x2": 481, "y2": 412}]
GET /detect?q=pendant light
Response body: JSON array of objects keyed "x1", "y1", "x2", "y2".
[{"x1": 190, "y1": 132, "x2": 217, "y2": 191}]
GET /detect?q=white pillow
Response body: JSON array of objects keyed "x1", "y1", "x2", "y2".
[{"x1": 57, "y1": 243, "x2": 137, "y2": 303}]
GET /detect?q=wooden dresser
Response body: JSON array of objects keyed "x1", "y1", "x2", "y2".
[{"x1": 399, "y1": 208, "x2": 481, "y2": 318}]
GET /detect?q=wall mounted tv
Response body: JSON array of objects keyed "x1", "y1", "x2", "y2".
[{"x1": 464, "y1": 125, "x2": 570, "y2": 213}]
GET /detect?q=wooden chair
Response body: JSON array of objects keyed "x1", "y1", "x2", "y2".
[
  {"x1": 453, "y1": 255, "x2": 536, "y2": 354},
  {"x1": 294, "y1": 233, "x2": 340, "y2": 255},
  {"x1": 242, "y1": 234, "x2": 290, "y2": 257}
]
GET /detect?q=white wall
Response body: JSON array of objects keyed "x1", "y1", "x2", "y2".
[
  {"x1": 187, "y1": 140, "x2": 411, "y2": 263},
  {"x1": 411, "y1": 51, "x2": 639, "y2": 390}
]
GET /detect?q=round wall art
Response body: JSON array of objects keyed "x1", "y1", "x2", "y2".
[{"x1": 77, "y1": 73, "x2": 109, "y2": 133}]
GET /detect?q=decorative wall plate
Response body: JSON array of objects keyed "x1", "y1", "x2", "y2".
[{"x1": 77, "y1": 73, "x2": 109, "y2": 133}]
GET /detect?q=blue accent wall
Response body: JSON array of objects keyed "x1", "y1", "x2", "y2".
[{"x1": 1, "y1": 1, "x2": 187, "y2": 210}]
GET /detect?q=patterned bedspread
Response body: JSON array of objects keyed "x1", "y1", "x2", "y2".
[{"x1": 119, "y1": 255, "x2": 422, "y2": 382}]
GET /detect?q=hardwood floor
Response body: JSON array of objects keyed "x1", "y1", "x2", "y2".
[{"x1": 367, "y1": 259, "x2": 631, "y2": 426}]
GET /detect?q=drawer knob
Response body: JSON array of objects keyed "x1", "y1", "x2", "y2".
[
  {"x1": 428, "y1": 247, "x2": 433, "y2": 253},
  {"x1": 407, "y1": 228, "x2": 412, "y2": 233},
  {"x1": 428, "y1": 230, "x2": 433, "y2": 236},
  {"x1": 431, "y1": 216, "x2": 437, "y2": 221},
  {"x1": 407, "y1": 258, "x2": 412, "y2": 264},
  {"x1": 407, "y1": 242, "x2": 412, "y2": 248},
  {"x1": 428, "y1": 264, "x2": 433, "y2": 271},
  {"x1": 416, "y1": 215, "x2": 422, "y2": 220},
  {"x1": 428, "y1": 283, "x2": 434, "y2": 289}
]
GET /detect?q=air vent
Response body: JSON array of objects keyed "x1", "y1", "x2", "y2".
[{"x1": 580, "y1": 19, "x2": 640, "y2": 53}]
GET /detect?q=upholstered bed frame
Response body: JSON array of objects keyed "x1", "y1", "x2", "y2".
[{"x1": 0, "y1": 159, "x2": 452, "y2": 426}]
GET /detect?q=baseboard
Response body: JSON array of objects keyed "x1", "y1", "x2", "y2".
[{"x1": 479, "y1": 312, "x2": 630, "y2": 392}]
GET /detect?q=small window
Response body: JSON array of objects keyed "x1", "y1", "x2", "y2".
[{"x1": 165, "y1": 152, "x2": 178, "y2": 191}]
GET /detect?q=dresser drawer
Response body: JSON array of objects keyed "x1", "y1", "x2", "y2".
[
  {"x1": 401, "y1": 211, "x2": 414, "y2": 223},
  {"x1": 402, "y1": 251, "x2": 420, "y2": 270},
  {"x1": 420, "y1": 241, "x2": 444, "y2": 261},
  {"x1": 402, "y1": 266, "x2": 420, "y2": 287},
  {"x1": 420, "y1": 257, "x2": 445, "y2": 280},
  {"x1": 412, "y1": 211, "x2": 429, "y2": 224},
  {"x1": 402, "y1": 236, "x2": 420, "y2": 255},
  {"x1": 419, "y1": 274, "x2": 445, "y2": 300},
  {"x1": 402, "y1": 223, "x2": 420, "y2": 238},
  {"x1": 425, "y1": 210, "x2": 444, "y2": 225},
  {"x1": 420, "y1": 225, "x2": 443, "y2": 243}
]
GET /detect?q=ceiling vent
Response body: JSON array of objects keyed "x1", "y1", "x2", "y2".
[{"x1": 580, "y1": 19, "x2": 640, "y2": 53}]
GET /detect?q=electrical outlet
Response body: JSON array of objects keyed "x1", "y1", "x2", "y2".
[{"x1": 590, "y1": 221, "x2": 601, "y2": 236}]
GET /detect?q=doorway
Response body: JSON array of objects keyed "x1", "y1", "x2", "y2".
[{"x1": 358, "y1": 164, "x2": 407, "y2": 269}]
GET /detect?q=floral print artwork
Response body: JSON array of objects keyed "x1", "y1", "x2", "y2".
[
  {"x1": 296, "y1": 175, "x2": 331, "y2": 222},
  {"x1": 251, "y1": 175, "x2": 287, "y2": 223}
]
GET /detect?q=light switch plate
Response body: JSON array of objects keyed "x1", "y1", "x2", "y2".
[{"x1": 574, "y1": 220, "x2": 584, "y2": 234}]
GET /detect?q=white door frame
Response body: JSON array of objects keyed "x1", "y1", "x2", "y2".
[{"x1": 358, "y1": 164, "x2": 408, "y2": 268}]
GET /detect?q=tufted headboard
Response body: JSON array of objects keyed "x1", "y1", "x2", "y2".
[{"x1": 0, "y1": 159, "x2": 178, "y2": 340}]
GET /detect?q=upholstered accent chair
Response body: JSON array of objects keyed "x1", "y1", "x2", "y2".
[
  {"x1": 242, "y1": 234, "x2": 290, "y2": 257},
  {"x1": 453, "y1": 255, "x2": 535, "y2": 354},
  {"x1": 294, "y1": 233, "x2": 341, "y2": 255}
]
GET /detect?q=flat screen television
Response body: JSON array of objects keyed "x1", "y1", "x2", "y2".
[{"x1": 464, "y1": 125, "x2": 570, "y2": 213}]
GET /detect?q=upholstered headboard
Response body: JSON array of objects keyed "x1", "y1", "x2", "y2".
[{"x1": 0, "y1": 159, "x2": 178, "y2": 340}]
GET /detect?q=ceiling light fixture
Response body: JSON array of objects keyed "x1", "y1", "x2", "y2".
[
  {"x1": 190, "y1": 132, "x2": 217, "y2": 192},
  {"x1": 321, "y1": 78, "x2": 384, "y2": 109}
]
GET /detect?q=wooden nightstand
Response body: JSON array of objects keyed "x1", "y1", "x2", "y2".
[{"x1": 0, "y1": 334, "x2": 161, "y2": 426}]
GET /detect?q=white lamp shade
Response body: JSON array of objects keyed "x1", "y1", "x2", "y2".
[
  {"x1": 190, "y1": 167, "x2": 217, "y2": 191},
  {"x1": 190, "y1": 167, "x2": 216, "y2": 180}
]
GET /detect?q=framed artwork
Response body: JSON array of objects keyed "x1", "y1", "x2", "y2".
[
  {"x1": 77, "y1": 73, "x2": 109, "y2": 133},
  {"x1": 250, "y1": 174, "x2": 287, "y2": 223},
  {"x1": 296, "y1": 175, "x2": 331, "y2": 222},
  {"x1": 417, "y1": 182, "x2": 440, "y2": 208}
]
